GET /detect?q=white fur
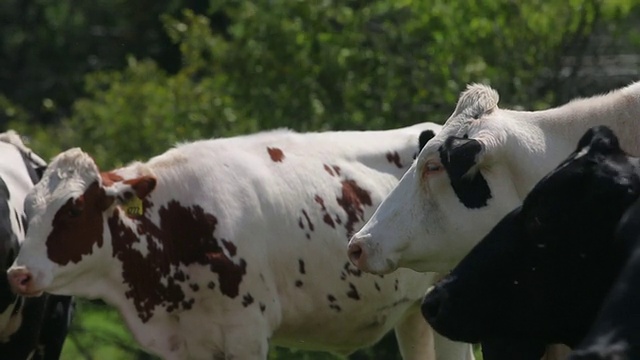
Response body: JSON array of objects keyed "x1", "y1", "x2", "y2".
[{"x1": 11, "y1": 124, "x2": 474, "y2": 359}]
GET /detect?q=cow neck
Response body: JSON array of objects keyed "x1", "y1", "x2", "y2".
[
  {"x1": 559, "y1": 236, "x2": 629, "y2": 348},
  {"x1": 583, "y1": 242, "x2": 640, "y2": 352},
  {"x1": 533, "y1": 85, "x2": 640, "y2": 157},
  {"x1": 496, "y1": 88, "x2": 640, "y2": 198}
]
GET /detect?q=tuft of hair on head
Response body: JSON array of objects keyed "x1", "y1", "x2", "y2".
[
  {"x1": 47, "y1": 148, "x2": 100, "y2": 181},
  {"x1": 452, "y1": 83, "x2": 500, "y2": 120}
]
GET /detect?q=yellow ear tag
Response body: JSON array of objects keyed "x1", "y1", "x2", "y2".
[{"x1": 122, "y1": 196, "x2": 143, "y2": 217}]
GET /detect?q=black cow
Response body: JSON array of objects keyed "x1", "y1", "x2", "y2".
[
  {"x1": 0, "y1": 131, "x2": 74, "y2": 359},
  {"x1": 567, "y1": 195, "x2": 640, "y2": 359},
  {"x1": 421, "y1": 126, "x2": 640, "y2": 359}
]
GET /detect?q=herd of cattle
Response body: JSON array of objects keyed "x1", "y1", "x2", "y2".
[{"x1": 1, "y1": 81, "x2": 640, "y2": 360}]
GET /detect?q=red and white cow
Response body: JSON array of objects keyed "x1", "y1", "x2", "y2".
[{"x1": 7, "y1": 124, "x2": 473, "y2": 359}]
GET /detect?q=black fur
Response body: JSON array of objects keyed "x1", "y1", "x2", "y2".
[
  {"x1": 418, "y1": 129, "x2": 436, "y2": 152},
  {"x1": 439, "y1": 136, "x2": 491, "y2": 208}
]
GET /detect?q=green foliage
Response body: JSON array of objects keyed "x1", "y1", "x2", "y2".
[
  {"x1": 2, "y1": 0, "x2": 640, "y2": 359},
  {"x1": 67, "y1": 55, "x2": 245, "y2": 168},
  {"x1": 0, "y1": 95, "x2": 29, "y2": 128},
  {"x1": 62, "y1": 301, "x2": 155, "y2": 360},
  {"x1": 0, "y1": 0, "x2": 184, "y2": 123},
  {"x1": 28, "y1": 0, "x2": 636, "y2": 169}
]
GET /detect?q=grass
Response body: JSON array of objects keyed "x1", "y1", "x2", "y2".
[{"x1": 59, "y1": 300, "x2": 484, "y2": 360}]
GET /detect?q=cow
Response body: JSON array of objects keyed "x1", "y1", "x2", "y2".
[
  {"x1": 420, "y1": 126, "x2": 640, "y2": 359},
  {"x1": 568, "y1": 195, "x2": 640, "y2": 359},
  {"x1": 348, "y1": 81, "x2": 640, "y2": 275},
  {"x1": 0, "y1": 130, "x2": 74, "y2": 360},
  {"x1": 6, "y1": 124, "x2": 475, "y2": 359},
  {"x1": 347, "y1": 82, "x2": 640, "y2": 360}
]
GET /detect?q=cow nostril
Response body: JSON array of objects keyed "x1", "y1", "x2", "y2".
[
  {"x1": 422, "y1": 288, "x2": 446, "y2": 322},
  {"x1": 19, "y1": 274, "x2": 31, "y2": 286},
  {"x1": 348, "y1": 243, "x2": 363, "y2": 262}
]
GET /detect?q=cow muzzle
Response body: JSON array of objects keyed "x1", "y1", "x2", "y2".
[
  {"x1": 421, "y1": 284, "x2": 449, "y2": 324},
  {"x1": 7, "y1": 266, "x2": 43, "y2": 297},
  {"x1": 421, "y1": 282, "x2": 481, "y2": 343},
  {"x1": 348, "y1": 232, "x2": 376, "y2": 270},
  {"x1": 348, "y1": 234, "x2": 397, "y2": 274}
]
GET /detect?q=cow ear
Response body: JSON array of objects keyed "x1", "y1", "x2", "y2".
[
  {"x1": 576, "y1": 126, "x2": 621, "y2": 155},
  {"x1": 419, "y1": 130, "x2": 436, "y2": 152},
  {"x1": 125, "y1": 176, "x2": 157, "y2": 200},
  {"x1": 103, "y1": 175, "x2": 157, "y2": 215},
  {"x1": 439, "y1": 136, "x2": 492, "y2": 208}
]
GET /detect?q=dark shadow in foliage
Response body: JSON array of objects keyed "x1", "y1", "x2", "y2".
[{"x1": 348, "y1": 332, "x2": 401, "y2": 360}]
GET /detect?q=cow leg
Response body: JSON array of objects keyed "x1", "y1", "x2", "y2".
[
  {"x1": 40, "y1": 295, "x2": 74, "y2": 360},
  {"x1": 0, "y1": 297, "x2": 48, "y2": 360},
  {"x1": 395, "y1": 302, "x2": 475, "y2": 360},
  {"x1": 394, "y1": 302, "x2": 436, "y2": 360},
  {"x1": 222, "y1": 325, "x2": 270, "y2": 359},
  {"x1": 432, "y1": 331, "x2": 475, "y2": 360},
  {"x1": 540, "y1": 344, "x2": 571, "y2": 360}
]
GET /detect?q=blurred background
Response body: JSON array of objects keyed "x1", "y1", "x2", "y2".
[{"x1": 2, "y1": 0, "x2": 640, "y2": 359}]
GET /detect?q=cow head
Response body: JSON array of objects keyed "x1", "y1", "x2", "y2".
[
  {"x1": 7, "y1": 148, "x2": 156, "y2": 297},
  {"x1": 349, "y1": 84, "x2": 535, "y2": 273},
  {"x1": 421, "y1": 126, "x2": 640, "y2": 349}
]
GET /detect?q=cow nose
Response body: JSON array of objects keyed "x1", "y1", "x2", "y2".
[
  {"x1": 8, "y1": 267, "x2": 33, "y2": 295},
  {"x1": 421, "y1": 286, "x2": 448, "y2": 323},
  {"x1": 347, "y1": 241, "x2": 365, "y2": 267}
]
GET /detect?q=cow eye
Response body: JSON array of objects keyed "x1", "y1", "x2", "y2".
[
  {"x1": 67, "y1": 196, "x2": 85, "y2": 218},
  {"x1": 423, "y1": 161, "x2": 443, "y2": 176},
  {"x1": 68, "y1": 206, "x2": 83, "y2": 218}
]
